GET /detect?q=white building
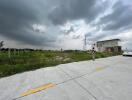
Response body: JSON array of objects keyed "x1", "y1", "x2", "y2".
[{"x1": 97, "y1": 39, "x2": 122, "y2": 52}]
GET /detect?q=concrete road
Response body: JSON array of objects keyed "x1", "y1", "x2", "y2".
[{"x1": 0, "y1": 56, "x2": 132, "y2": 100}]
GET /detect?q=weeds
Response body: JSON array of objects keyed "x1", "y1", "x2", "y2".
[{"x1": 0, "y1": 50, "x2": 120, "y2": 78}]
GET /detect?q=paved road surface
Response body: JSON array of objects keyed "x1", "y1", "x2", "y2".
[{"x1": 0, "y1": 56, "x2": 132, "y2": 100}]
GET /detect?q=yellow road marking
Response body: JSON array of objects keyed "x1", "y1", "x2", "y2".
[
  {"x1": 18, "y1": 67, "x2": 106, "y2": 98},
  {"x1": 95, "y1": 67, "x2": 105, "y2": 72},
  {"x1": 21, "y1": 83, "x2": 56, "y2": 97}
]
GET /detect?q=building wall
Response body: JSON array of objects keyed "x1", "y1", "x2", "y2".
[{"x1": 97, "y1": 40, "x2": 120, "y2": 52}]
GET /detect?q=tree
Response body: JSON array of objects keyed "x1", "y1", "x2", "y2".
[{"x1": 0, "y1": 41, "x2": 4, "y2": 51}]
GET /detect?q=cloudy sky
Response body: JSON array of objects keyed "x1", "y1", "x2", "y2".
[{"x1": 0, "y1": 0, "x2": 132, "y2": 50}]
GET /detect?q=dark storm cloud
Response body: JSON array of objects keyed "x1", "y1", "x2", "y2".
[
  {"x1": 0, "y1": 0, "x2": 131, "y2": 49},
  {"x1": 84, "y1": 0, "x2": 132, "y2": 44},
  {"x1": 48, "y1": 0, "x2": 107, "y2": 25},
  {"x1": 0, "y1": 0, "x2": 55, "y2": 46},
  {"x1": 99, "y1": 1, "x2": 132, "y2": 31}
]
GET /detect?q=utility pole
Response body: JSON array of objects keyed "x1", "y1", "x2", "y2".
[{"x1": 83, "y1": 35, "x2": 87, "y2": 51}]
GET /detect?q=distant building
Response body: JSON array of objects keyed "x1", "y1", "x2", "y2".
[{"x1": 97, "y1": 39, "x2": 122, "y2": 52}]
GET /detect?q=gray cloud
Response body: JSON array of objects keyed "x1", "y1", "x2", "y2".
[
  {"x1": 84, "y1": 0, "x2": 132, "y2": 47},
  {"x1": 0, "y1": 0, "x2": 132, "y2": 49},
  {"x1": 0, "y1": 0, "x2": 57, "y2": 46},
  {"x1": 62, "y1": 26, "x2": 75, "y2": 35},
  {"x1": 99, "y1": 1, "x2": 132, "y2": 31},
  {"x1": 86, "y1": 32, "x2": 107, "y2": 42},
  {"x1": 72, "y1": 35, "x2": 81, "y2": 39},
  {"x1": 48, "y1": 0, "x2": 107, "y2": 25}
]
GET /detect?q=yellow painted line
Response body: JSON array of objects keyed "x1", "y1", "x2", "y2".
[
  {"x1": 95, "y1": 67, "x2": 105, "y2": 72},
  {"x1": 21, "y1": 83, "x2": 56, "y2": 97}
]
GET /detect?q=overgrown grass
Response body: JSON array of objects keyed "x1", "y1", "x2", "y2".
[{"x1": 0, "y1": 50, "x2": 121, "y2": 78}]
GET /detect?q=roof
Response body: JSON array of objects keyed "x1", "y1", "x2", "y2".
[{"x1": 97, "y1": 39, "x2": 121, "y2": 43}]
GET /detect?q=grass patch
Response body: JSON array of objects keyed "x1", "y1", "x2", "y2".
[{"x1": 0, "y1": 50, "x2": 121, "y2": 78}]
